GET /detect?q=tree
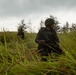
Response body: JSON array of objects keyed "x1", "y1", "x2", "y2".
[
  {"x1": 40, "y1": 19, "x2": 45, "y2": 28},
  {"x1": 72, "y1": 23, "x2": 76, "y2": 30},
  {"x1": 62, "y1": 22, "x2": 70, "y2": 33},
  {"x1": 27, "y1": 20, "x2": 33, "y2": 33}
]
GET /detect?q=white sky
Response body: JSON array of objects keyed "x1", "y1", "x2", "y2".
[{"x1": 0, "y1": 0, "x2": 76, "y2": 32}]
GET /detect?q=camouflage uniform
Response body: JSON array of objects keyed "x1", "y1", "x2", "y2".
[
  {"x1": 17, "y1": 31, "x2": 24, "y2": 39},
  {"x1": 17, "y1": 28, "x2": 24, "y2": 39},
  {"x1": 35, "y1": 19, "x2": 62, "y2": 56}
]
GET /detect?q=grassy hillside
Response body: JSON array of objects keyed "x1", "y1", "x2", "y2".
[{"x1": 0, "y1": 31, "x2": 76, "y2": 75}]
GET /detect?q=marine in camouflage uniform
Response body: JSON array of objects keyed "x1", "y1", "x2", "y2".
[
  {"x1": 17, "y1": 28, "x2": 24, "y2": 39},
  {"x1": 35, "y1": 18, "x2": 62, "y2": 57}
]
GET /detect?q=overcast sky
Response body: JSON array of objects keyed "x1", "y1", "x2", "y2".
[{"x1": 0, "y1": 0, "x2": 76, "y2": 32}]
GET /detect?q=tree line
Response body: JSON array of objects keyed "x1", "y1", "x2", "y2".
[{"x1": 17, "y1": 15, "x2": 76, "y2": 39}]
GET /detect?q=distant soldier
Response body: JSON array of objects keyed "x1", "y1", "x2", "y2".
[
  {"x1": 17, "y1": 20, "x2": 26, "y2": 39},
  {"x1": 35, "y1": 18, "x2": 62, "y2": 61},
  {"x1": 17, "y1": 27, "x2": 24, "y2": 39}
]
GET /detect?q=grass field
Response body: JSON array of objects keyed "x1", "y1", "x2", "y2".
[{"x1": 0, "y1": 30, "x2": 76, "y2": 75}]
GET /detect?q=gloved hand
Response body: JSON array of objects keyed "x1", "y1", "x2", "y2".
[{"x1": 38, "y1": 40, "x2": 45, "y2": 44}]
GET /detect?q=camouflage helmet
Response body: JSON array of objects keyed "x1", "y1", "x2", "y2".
[{"x1": 45, "y1": 18, "x2": 55, "y2": 27}]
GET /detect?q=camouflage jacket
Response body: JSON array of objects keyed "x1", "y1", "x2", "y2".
[{"x1": 35, "y1": 27, "x2": 59, "y2": 45}]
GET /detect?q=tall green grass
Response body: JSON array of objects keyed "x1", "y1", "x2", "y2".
[{"x1": 0, "y1": 31, "x2": 76, "y2": 75}]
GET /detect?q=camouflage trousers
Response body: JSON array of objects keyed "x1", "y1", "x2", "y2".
[{"x1": 38, "y1": 43, "x2": 62, "y2": 56}]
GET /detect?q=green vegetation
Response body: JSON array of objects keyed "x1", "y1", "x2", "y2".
[{"x1": 0, "y1": 31, "x2": 76, "y2": 75}]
